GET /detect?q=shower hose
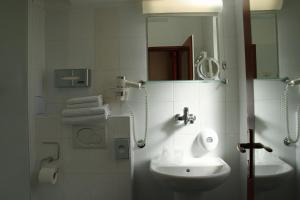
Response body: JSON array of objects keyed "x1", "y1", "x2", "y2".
[
  {"x1": 125, "y1": 87, "x2": 148, "y2": 148},
  {"x1": 283, "y1": 84, "x2": 300, "y2": 144}
]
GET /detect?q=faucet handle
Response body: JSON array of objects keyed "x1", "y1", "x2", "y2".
[
  {"x1": 184, "y1": 107, "x2": 189, "y2": 114},
  {"x1": 174, "y1": 114, "x2": 182, "y2": 121},
  {"x1": 188, "y1": 114, "x2": 196, "y2": 124}
]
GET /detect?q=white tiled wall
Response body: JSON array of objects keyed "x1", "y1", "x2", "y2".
[
  {"x1": 277, "y1": 4, "x2": 300, "y2": 198},
  {"x1": 30, "y1": 0, "x2": 241, "y2": 200},
  {"x1": 253, "y1": 80, "x2": 297, "y2": 200},
  {"x1": 32, "y1": 115, "x2": 131, "y2": 200}
]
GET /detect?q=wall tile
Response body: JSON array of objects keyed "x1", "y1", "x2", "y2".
[
  {"x1": 146, "y1": 82, "x2": 174, "y2": 102},
  {"x1": 67, "y1": 39, "x2": 95, "y2": 67},
  {"x1": 199, "y1": 100, "x2": 226, "y2": 135},
  {"x1": 95, "y1": 7, "x2": 120, "y2": 38},
  {"x1": 69, "y1": 8, "x2": 95, "y2": 40},
  {"x1": 174, "y1": 82, "x2": 199, "y2": 102},
  {"x1": 226, "y1": 100, "x2": 240, "y2": 134},
  {"x1": 62, "y1": 138, "x2": 116, "y2": 172},
  {"x1": 199, "y1": 83, "x2": 226, "y2": 104},
  {"x1": 254, "y1": 80, "x2": 285, "y2": 100},
  {"x1": 95, "y1": 37, "x2": 120, "y2": 70},
  {"x1": 119, "y1": 36, "x2": 147, "y2": 69},
  {"x1": 36, "y1": 115, "x2": 62, "y2": 140}
]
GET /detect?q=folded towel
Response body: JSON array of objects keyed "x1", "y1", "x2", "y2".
[
  {"x1": 66, "y1": 102, "x2": 100, "y2": 109},
  {"x1": 62, "y1": 104, "x2": 110, "y2": 117},
  {"x1": 67, "y1": 95, "x2": 103, "y2": 105},
  {"x1": 62, "y1": 115, "x2": 108, "y2": 125}
]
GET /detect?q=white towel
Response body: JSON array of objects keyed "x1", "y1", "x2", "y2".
[
  {"x1": 62, "y1": 105, "x2": 110, "y2": 117},
  {"x1": 66, "y1": 102, "x2": 100, "y2": 109},
  {"x1": 62, "y1": 115, "x2": 108, "y2": 125},
  {"x1": 67, "y1": 95, "x2": 103, "y2": 105}
]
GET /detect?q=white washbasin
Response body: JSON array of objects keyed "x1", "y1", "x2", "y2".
[
  {"x1": 255, "y1": 155, "x2": 293, "y2": 190},
  {"x1": 150, "y1": 156, "x2": 231, "y2": 192}
]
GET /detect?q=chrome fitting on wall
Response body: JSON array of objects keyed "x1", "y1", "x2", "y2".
[
  {"x1": 174, "y1": 107, "x2": 196, "y2": 125},
  {"x1": 40, "y1": 141, "x2": 60, "y2": 164}
]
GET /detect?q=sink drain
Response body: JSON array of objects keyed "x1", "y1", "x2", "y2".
[{"x1": 186, "y1": 168, "x2": 191, "y2": 173}]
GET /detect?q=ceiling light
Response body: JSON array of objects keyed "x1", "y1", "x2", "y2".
[
  {"x1": 250, "y1": 0, "x2": 283, "y2": 11},
  {"x1": 143, "y1": 0, "x2": 223, "y2": 14}
]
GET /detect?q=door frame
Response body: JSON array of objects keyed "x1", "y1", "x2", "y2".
[{"x1": 242, "y1": 0, "x2": 257, "y2": 200}]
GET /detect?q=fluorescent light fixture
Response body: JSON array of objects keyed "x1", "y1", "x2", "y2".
[
  {"x1": 250, "y1": 0, "x2": 283, "y2": 11},
  {"x1": 143, "y1": 0, "x2": 223, "y2": 14}
]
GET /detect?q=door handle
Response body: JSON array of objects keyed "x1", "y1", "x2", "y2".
[{"x1": 237, "y1": 143, "x2": 273, "y2": 153}]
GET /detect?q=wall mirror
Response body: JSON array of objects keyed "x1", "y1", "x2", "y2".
[
  {"x1": 146, "y1": 16, "x2": 220, "y2": 81},
  {"x1": 251, "y1": 12, "x2": 279, "y2": 79},
  {"x1": 251, "y1": 5, "x2": 300, "y2": 80}
]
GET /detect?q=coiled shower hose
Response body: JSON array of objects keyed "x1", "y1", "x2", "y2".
[
  {"x1": 125, "y1": 87, "x2": 148, "y2": 148},
  {"x1": 283, "y1": 84, "x2": 300, "y2": 144}
]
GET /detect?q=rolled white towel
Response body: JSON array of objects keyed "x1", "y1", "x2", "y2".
[
  {"x1": 66, "y1": 102, "x2": 100, "y2": 109},
  {"x1": 62, "y1": 115, "x2": 108, "y2": 125},
  {"x1": 62, "y1": 105, "x2": 110, "y2": 117},
  {"x1": 67, "y1": 95, "x2": 103, "y2": 105}
]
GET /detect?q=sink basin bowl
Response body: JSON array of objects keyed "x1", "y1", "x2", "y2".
[
  {"x1": 150, "y1": 157, "x2": 231, "y2": 192},
  {"x1": 255, "y1": 156, "x2": 293, "y2": 190}
]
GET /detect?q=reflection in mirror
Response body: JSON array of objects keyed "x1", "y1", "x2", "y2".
[
  {"x1": 195, "y1": 51, "x2": 220, "y2": 80},
  {"x1": 251, "y1": 13, "x2": 279, "y2": 79},
  {"x1": 147, "y1": 16, "x2": 220, "y2": 81},
  {"x1": 252, "y1": 0, "x2": 300, "y2": 199}
]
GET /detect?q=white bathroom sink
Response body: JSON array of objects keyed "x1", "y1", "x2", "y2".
[
  {"x1": 255, "y1": 156, "x2": 293, "y2": 190},
  {"x1": 150, "y1": 156, "x2": 231, "y2": 192}
]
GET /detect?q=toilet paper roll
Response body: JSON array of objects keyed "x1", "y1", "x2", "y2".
[{"x1": 38, "y1": 167, "x2": 58, "y2": 184}]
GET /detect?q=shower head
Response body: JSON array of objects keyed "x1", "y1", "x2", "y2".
[{"x1": 287, "y1": 78, "x2": 300, "y2": 86}]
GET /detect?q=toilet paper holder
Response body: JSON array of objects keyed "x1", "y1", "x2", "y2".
[{"x1": 40, "y1": 141, "x2": 60, "y2": 167}]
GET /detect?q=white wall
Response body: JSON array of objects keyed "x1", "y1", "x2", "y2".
[
  {"x1": 0, "y1": 0, "x2": 30, "y2": 199},
  {"x1": 32, "y1": 114, "x2": 131, "y2": 200},
  {"x1": 30, "y1": 1, "x2": 241, "y2": 200},
  {"x1": 253, "y1": 80, "x2": 296, "y2": 200},
  {"x1": 130, "y1": 0, "x2": 241, "y2": 199},
  {"x1": 31, "y1": 1, "x2": 132, "y2": 200}
]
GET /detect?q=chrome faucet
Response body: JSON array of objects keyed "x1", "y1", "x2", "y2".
[{"x1": 175, "y1": 107, "x2": 196, "y2": 125}]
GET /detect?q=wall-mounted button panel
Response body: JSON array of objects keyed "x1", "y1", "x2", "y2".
[
  {"x1": 72, "y1": 124, "x2": 106, "y2": 149},
  {"x1": 55, "y1": 68, "x2": 91, "y2": 88},
  {"x1": 113, "y1": 138, "x2": 129, "y2": 160}
]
